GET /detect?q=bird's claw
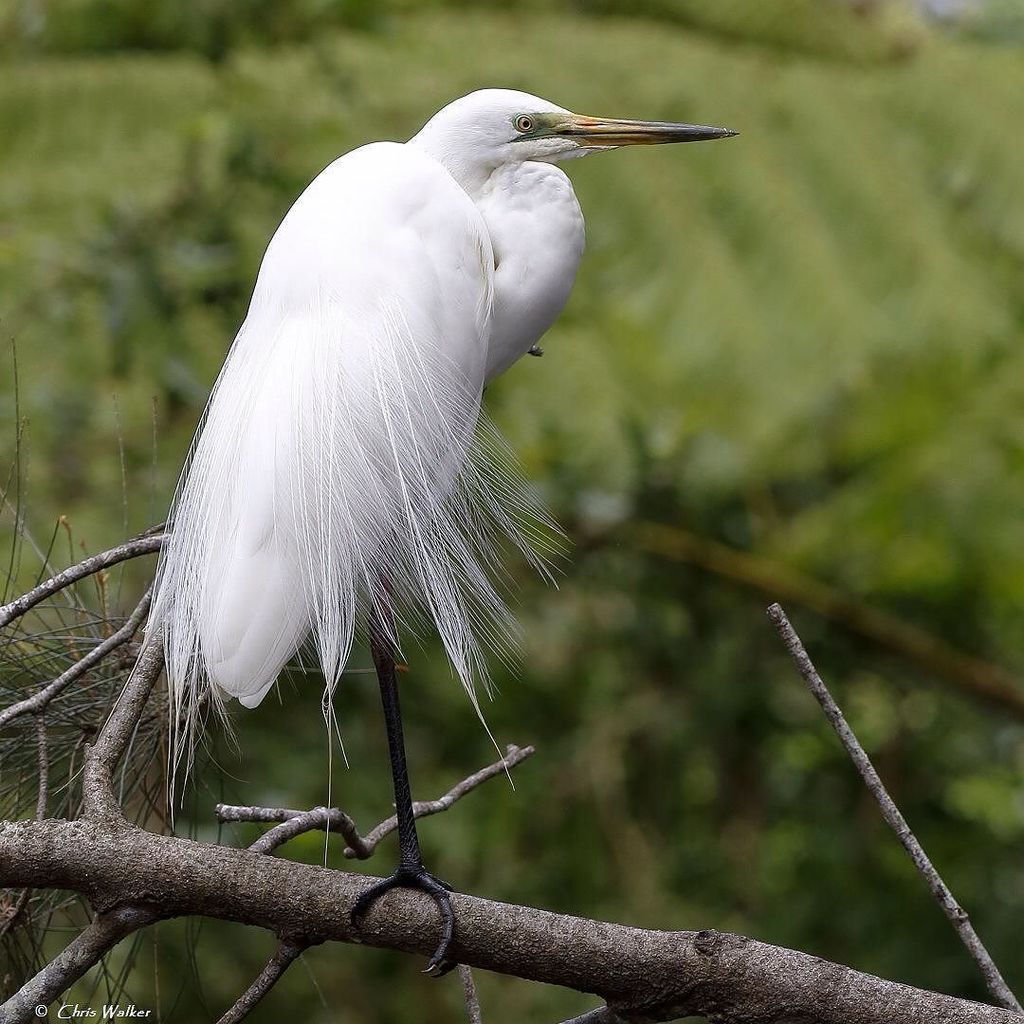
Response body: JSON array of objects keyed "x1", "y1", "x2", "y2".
[{"x1": 352, "y1": 866, "x2": 456, "y2": 974}]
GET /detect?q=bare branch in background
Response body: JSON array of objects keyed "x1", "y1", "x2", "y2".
[
  {"x1": 216, "y1": 744, "x2": 535, "y2": 859},
  {"x1": 631, "y1": 521, "x2": 1024, "y2": 719},
  {"x1": 0, "y1": 885, "x2": 31, "y2": 945},
  {"x1": 0, "y1": 529, "x2": 163, "y2": 629},
  {"x1": 0, "y1": 587, "x2": 151, "y2": 730},
  {"x1": 215, "y1": 940, "x2": 307, "y2": 1024},
  {"x1": 768, "y1": 602, "x2": 1023, "y2": 1014}
]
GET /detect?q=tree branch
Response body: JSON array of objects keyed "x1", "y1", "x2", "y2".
[
  {"x1": 1, "y1": 904, "x2": 159, "y2": 1020},
  {"x1": 34, "y1": 715, "x2": 48, "y2": 821},
  {"x1": 559, "y1": 1010, "x2": 623, "y2": 1024},
  {"x1": 215, "y1": 940, "x2": 306, "y2": 1024},
  {"x1": 217, "y1": 804, "x2": 367, "y2": 856},
  {"x1": 357, "y1": 743, "x2": 534, "y2": 857},
  {"x1": 0, "y1": 818, "x2": 1020, "y2": 1024},
  {"x1": 3, "y1": 550, "x2": 1020, "y2": 1024},
  {"x1": 768, "y1": 602, "x2": 1022, "y2": 1014},
  {"x1": 0, "y1": 529, "x2": 163, "y2": 629},
  {"x1": 216, "y1": 744, "x2": 535, "y2": 859},
  {"x1": 0, "y1": 718, "x2": 49, "y2": 944},
  {"x1": 458, "y1": 964, "x2": 483, "y2": 1024},
  {"x1": 629, "y1": 521, "x2": 1024, "y2": 719},
  {"x1": 81, "y1": 628, "x2": 164, "y2": 822},
  {"x1": 0, "y1": 587, "x2": 152, "y2": 730}
]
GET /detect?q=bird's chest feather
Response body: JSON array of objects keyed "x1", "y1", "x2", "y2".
[{"x1": 476, "y1": 163, "x2": 585, "y2": 381}]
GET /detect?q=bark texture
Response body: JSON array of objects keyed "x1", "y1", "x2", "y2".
[{"x1": 0, "y1": 818, "x2": 1019, "y2": 1024}]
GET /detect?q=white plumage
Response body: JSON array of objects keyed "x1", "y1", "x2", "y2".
[{"x1": 150, "y1": 89, "x2": 735, "y2": 780}]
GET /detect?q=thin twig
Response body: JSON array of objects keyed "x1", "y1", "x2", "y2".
[
  {"x1": 242, "y1": 807, "x2": 365, "y2": 857},
  {"x1": 34, "y1": 714, "x2": 48, "y2": 820},
  {"x1": 767, "y1": 602, "x2": 1023, "y2": 1014},
  {"x1": 0, "y1": 887, "x2": 31, "y2": 943},
  {"x1": 0, "y1": 530, "x2": 163, "y2": 629},
  {"x1": 215, "y1": 940, "x2": 306, "y2": 1024},
  {"x1": 558, "y1": 1010, "x2": 625, "y2": 1024},
  {"x1": 0, "y1": 588, "x2": 152, "y2": 729},
  {"x1": 216, "y1": 743, "x2": 535, "y2": 860},
  {"x1": 357, "y1": 743, "x2": 534, "y2": 856},
  {"x1": 459, "y1": 964, "x2": 483, "y2": 1024}
]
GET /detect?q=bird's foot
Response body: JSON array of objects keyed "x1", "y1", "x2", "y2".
[{"x1": 352, "y1": 865, "x2": 456, "y2": 974}]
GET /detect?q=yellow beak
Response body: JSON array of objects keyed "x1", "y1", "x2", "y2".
[{"x1": 561, "y1": 114, "x2": 738, "y2": 147}]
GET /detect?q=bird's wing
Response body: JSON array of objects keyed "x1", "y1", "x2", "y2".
[{"x1": 152, "y1": 142, "x2": 550, "y2": 776}]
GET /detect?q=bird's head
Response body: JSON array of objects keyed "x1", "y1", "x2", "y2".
[{"x1": 411, "y1": 88, "x2": 737, "y2": 175}]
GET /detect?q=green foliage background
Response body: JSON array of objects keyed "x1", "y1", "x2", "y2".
[{"x1": 3, "y1": 0, "x2": 1024, "y2": 1020}]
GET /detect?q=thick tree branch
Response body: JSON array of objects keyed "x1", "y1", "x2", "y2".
[
  {"x1": 0, "y1": 529, "x2": 163, "y2": 629},
  {"x1": 0, "y1": 818, "x2": 1020, "y2": 1024},
  {"x1": 768, "y1": 602, "x2": 1022, "y2": 1014}
]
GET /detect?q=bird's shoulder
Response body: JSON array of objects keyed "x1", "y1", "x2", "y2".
[
  {"x1": 289, "y1": 142, "x2": 485, "y2": 241},
  {"x1": 250, "y1": 142, "x2": 494, "y2": 340},
  {"x1": 256, "y1": 142, "x2": 493, "y2": 300}
]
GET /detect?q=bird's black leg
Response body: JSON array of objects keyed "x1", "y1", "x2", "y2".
[{"x1": 351, "y1": 611, "x2": 456, "y2": 974}]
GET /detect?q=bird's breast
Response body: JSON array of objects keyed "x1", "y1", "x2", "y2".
[{"x1": 477, "y1": 162, "x2": 585, "y2": 381}]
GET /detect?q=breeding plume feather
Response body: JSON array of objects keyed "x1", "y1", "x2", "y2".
[
  {"x1": 149, "y1": 88, "x2": 735, "y2": 969},
  {"x1": 152, "y1": 142, "x2": 548, "y2": 769}
]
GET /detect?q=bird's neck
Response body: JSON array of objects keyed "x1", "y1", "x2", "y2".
[
  {"x1": 406, "y1": 136, "x2": 500, "y2": 199},
  {"x1": 477, "y1": 162, "x2": 585, "y2": 381}
]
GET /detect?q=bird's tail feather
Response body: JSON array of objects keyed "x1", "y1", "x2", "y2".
[{"x1": 151, "y1": 296, "x2": 559, "y2": 795}]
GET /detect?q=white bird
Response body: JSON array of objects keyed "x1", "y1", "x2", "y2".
[{"x1": 151, "y1": 88, "x2": 735, "y2": 970}]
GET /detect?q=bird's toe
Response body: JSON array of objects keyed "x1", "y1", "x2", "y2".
[{"x1": 351, "y1": 866, "x2": 457, "y2": 974}]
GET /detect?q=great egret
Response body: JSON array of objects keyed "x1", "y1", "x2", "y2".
[{"x1": 151, "y1": 88, "x2": 736, "y2": 970}]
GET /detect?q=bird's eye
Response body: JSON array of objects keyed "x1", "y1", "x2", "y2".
[{"x1": 514, "y1": 115, "x2": 534, "y2": 134}]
